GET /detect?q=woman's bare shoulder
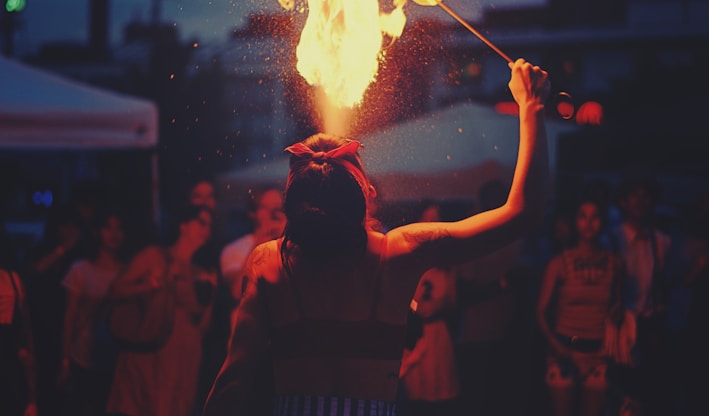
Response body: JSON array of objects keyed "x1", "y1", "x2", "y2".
[{"x1": 246, "y1": 239, "x2": 282, "y2": 284}]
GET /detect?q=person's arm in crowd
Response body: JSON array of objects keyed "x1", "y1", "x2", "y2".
[
  {"x1": 30, "y1": 226, "x2": 81, "y2": 275},
  {"x1": 31, "y1": 245, "x2": 74, "y2": 276},
  {"x1": 108, "y1": 246, "x2": 165, "y2": 299},
  {"x1": 536, "y1": 256, "x2": 572, "y2": 359}
]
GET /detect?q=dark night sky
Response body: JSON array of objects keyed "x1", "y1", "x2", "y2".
[{"x1": 11, "y1": 0, "x2": 545, "y2": 55}]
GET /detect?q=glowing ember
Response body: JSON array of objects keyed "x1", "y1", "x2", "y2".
[{"x1": 283, "y1": 0, "x2": 407, "y2": 111}]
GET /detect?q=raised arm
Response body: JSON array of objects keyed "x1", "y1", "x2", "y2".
[
  {"x1": 386, "y1": 58, "x2": 550, "y2": 273},
  {"x1": 108, "y1": 246, "x2": 165, "y2": 299},
  {"x1": 203, "y1": 247, "x2": 271, "y2": 416}
]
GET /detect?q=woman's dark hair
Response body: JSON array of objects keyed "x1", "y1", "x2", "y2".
[
  {"x1": 84, "y1": 207, "x2": 130, "y2": 262},
  {"x1": 165, "y1": 204, "x2": 214, "y2": 244},
  {"x1": 281, "y1": 134, "x2": 369, "y2": 272}
]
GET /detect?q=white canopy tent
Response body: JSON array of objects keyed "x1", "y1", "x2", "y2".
[
  {"x1": 217, "y1": 102, "x2": 577, "y2": 207},
  {"x1": 0, "y1": 56, "x2": 158, "y2": 149},
  {"x1": 0, "y1": 56, "x2": 160, "y2": 234}
]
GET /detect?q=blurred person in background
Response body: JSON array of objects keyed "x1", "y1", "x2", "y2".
[
  {"x1": 537, "y1": 198, "x2": 624, "y2": 416},
  {"x1": 218, "y1": 185, "x2": 286, "y2": 416},
  {"x1": 185, "y1": 177, "x2": 234, "y2": 416},
  {"x1": 220, "y1": 185, "x2": 286, "y2": 320},
  {"x1": 24, "y1": 203, "x2": 85, "y2": 415},
  {"x1": 59, "y1": 207, "x2": 131, "y2": 416},
  {"x1": 1, "y1": 222, "x2": 38, "y2": 416},
  {"x1": 610, "y1": 176, "x2": 672, "y2": 416},
  {"x1": 399, "y1": 201, "x2": 460, "y2": 416},
  {"x1": 106, "y1": 204, "x2": 217, "y2": 416}
]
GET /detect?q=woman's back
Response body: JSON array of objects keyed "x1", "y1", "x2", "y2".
[{"x1": 255, "y1": 233, "x2": 413, "y2": 403}]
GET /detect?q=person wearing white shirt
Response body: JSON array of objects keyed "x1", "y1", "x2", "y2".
[{"x1": 220, "y1": 186, "x2": 286, "y2": 319}]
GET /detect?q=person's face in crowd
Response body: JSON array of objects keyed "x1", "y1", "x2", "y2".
[
  {"x1": 254, "y1": 189, "x2": 286, "y2": 239},
  {"x1": 181, "y1": 210, "x2": 213, "y2": 248},
  {"x1": 621, "y1": 186, "x2": 654, "y2": 224},
  {"x1": 100, "y1": 215, "x2": 125, "y2": 252},
  {"x1": 190, "y1": 181, "x2": 217, "y2": 210},
  {"x1": 576, "y1": 202, "x2": 602, "y2": 243}
]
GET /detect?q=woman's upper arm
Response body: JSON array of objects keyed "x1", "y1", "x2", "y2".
[
  {"x1": 112, "y1": 246, "x2": 161, "y2": 287},
  {"x1": 386, "y1": 204, "x2": 526, "y2": 272}
]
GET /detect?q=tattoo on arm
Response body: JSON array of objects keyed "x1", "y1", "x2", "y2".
[{"x1": 401, "y1": 228, "x2": 451, "y2": 249}]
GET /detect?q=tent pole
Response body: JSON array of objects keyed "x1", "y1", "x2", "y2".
[{"x1": 150, "y1": 149, "x2": 161, "y2": 228}]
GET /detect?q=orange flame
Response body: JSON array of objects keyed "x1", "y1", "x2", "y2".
[{"x1": 281, "y1": 0, "x2": 407, "y2": 134}]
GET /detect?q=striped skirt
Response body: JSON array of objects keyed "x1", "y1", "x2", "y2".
[{"x1": 273, "y1": 395, "x2": 397, "y2": 416}]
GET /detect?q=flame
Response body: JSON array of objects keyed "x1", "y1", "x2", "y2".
[{"x1": 282, "y1": 1, "x2": 408, "y2": 133}]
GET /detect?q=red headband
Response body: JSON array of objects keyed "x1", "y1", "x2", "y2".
[
  {"x1": 284, "y1": 140, "x2": 369, "y2": 192},
  {"x1": 284, "y1": 140, "x2": 361, "y2": 161}
]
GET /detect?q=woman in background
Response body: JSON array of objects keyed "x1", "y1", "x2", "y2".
[
  {"x1": 107, "y1": 204, "x2": 217, "y2": 416},
  {"x1": 536, "y1": 198, "x2": 624, "y2": 416},
  {"x1": 60, "y1": 208, "x2": 130, "y2": 415},
  {"x1": 0, "y1": 224, "x2": 38, "y2": 416}
]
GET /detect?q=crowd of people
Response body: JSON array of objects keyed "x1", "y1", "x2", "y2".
[{"x1": 1, "y1": 59, "x2": 708, "y2": 416}]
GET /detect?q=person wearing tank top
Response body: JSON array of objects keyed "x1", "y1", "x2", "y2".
[
  {"x1": 203, "y1": 58, "x2": 551, "y2": 416},
  {"x1": 536, "y1": 199, "x2": 624, "y2": 416}
]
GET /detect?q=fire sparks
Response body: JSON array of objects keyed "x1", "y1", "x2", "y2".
[{"x1": 281, "y1": 0, "x2": 408, "y2": 113}]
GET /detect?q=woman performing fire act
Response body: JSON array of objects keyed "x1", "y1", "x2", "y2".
[{"x1": 203, "y1": 58, "x2": 550, "y2": 416}]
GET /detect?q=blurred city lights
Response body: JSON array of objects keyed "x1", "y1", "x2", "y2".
[{"x1": 5, "y1": 0, "x2": 26, "y2": 13}]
